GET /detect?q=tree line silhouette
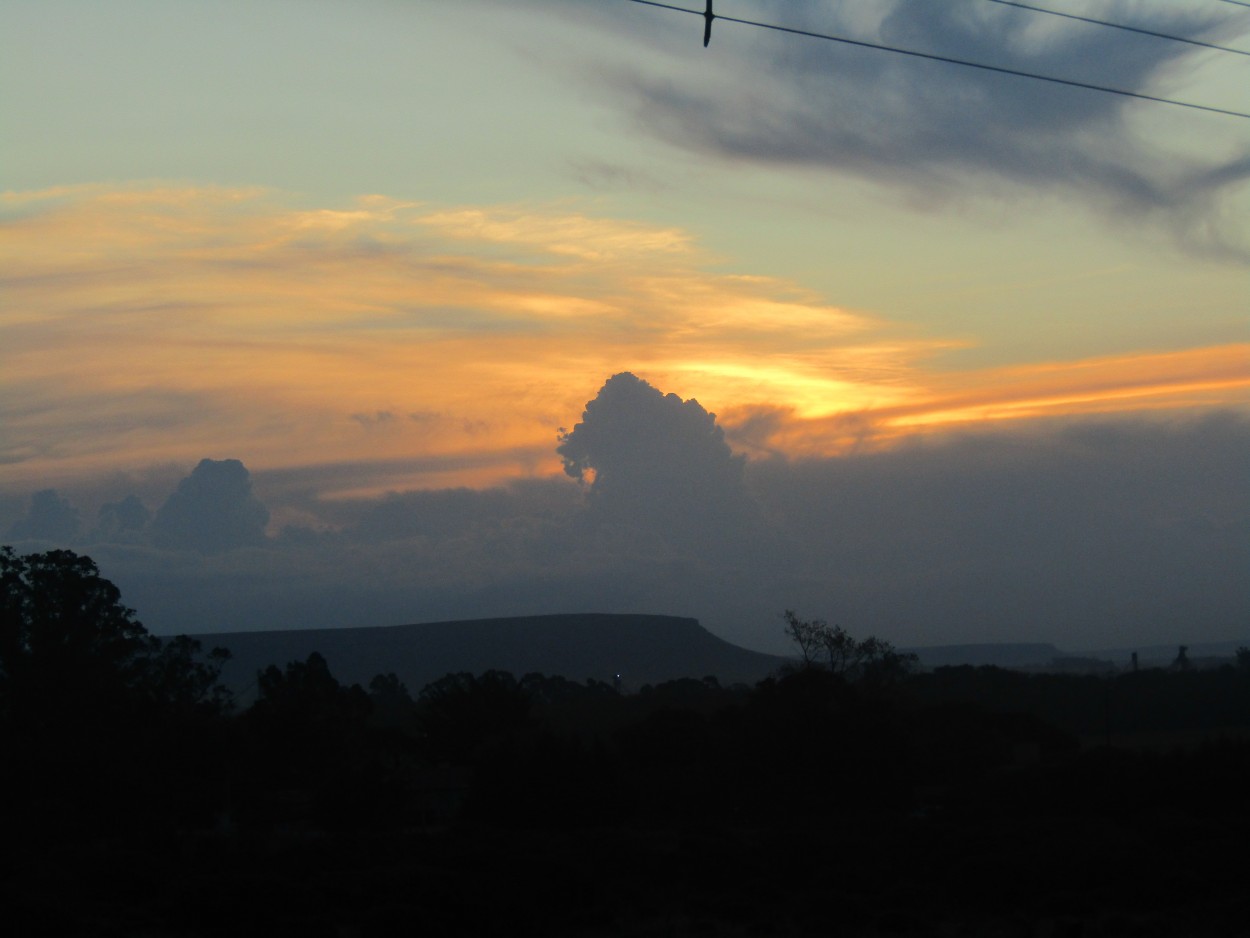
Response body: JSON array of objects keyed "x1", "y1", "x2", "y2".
[{"x1": 4, "y1": 547, "x2": 1249, "y2": 936}]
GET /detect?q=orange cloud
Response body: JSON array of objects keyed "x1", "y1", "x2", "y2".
[
  {"x1": 2, "y1": 184, "x2": 1246, "y2": 493},
  {"x1": 723, "y1": 345, "x2": 1250, "y2": 457}
]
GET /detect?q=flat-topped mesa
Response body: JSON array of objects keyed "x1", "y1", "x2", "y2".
[{"x1": 193, "y1": 613, "x2": 788, "y2": 699}]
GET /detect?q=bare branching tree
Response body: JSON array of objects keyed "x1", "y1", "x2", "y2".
[
  {"x1": 782, "y1": 610, "x2": 917, "y2": 684},
  {"x1": 782, "y1": 609, "x2": 825, "y2": 669}
]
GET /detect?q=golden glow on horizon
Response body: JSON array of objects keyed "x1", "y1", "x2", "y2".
[
  {"x1": 2, "y1": 184, "x2": 1246, "y2": 491},
  {"x1": 727, "y1": 345, "x2": 1250, "y2": 457}
]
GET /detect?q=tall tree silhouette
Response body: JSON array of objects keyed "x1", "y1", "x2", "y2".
[{"x1": 0, "y1": 546, "x2": 229, "y2": 724}]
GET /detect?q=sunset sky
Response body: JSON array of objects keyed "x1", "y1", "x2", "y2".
[{"x1": 2, "y1": 1, "x2": 1247, "y2": 655}]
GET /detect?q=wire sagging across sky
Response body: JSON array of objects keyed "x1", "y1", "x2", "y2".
[
  {"x1": 625, "y1": 0, "x2": 1250, "y2": 120},
  {"x1": 978, "y1": 0, "x2": 1249, "y2": 57}
]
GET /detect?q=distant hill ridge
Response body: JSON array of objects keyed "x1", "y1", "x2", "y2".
[
  {"x1": 189, "y1": 616, "x2": 1241, "y2": 701},
  {"x1": 192, "y1": 613, "x2": 790, "y2": 700},
  {"x1": 903, "y1": 643, "x2": 1064, "y2": 669}
]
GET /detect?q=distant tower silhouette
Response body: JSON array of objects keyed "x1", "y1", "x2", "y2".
[{"x1": 1170, "y1": 645, "x2": 1190, "y2": 671}]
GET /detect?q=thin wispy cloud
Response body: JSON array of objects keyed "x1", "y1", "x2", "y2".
[
  {"x1": 3, "y1": 184, "x2": 1246, "y2": 493},
  {"x1": 545, "y1": 0, "x2": 1250, "y2": 257},
  {"x1": 0, "y1": 185, "x2": 917, "y2": 488}
]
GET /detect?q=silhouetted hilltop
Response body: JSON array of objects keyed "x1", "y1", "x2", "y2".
[
  {"x1": 906, "y1": 641, "x2": 1246, "y2": 672},
  {"x1": 194, "y1": 613, "x2": 788, "y2": 699},
  {"x1": 1083, "y1": 641, "x2": 1246, "y2": 670},
  {"x1": 903, "y1": 643, "x2": 1063, "y2": 669}
]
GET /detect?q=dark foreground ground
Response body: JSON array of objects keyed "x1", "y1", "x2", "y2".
[
  {"x1": 6, "y1": 805, "x2": 1249, "y2": 938},
  {"x1": 10, "y1": 551, "x2": 1247, "y2": 935},
  {"x1": 7, "y1": 679, "x2": 1250, "y2": 938},
  {"x1": 6, "y1": 628, "x2": 1249, "y2": 936}
]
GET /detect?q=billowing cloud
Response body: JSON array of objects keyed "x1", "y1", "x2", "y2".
[
  {"x1": 4, "y1": 184, "x2": 1244, "y2": 500},
  {"x1": 60, "y1": 406, "x2": 1245, "y2": 656},
  {"x1": 150, "y1": 458, "x2": 270, "y2": 553},
  {"x1": 0, "y1": 184, "x2": 927, "y2": 494},
  {"x1": 6, "y1": 489, "x2": 80, "y2": 542},
  {"x1": 4, "y1": 366, "x2": 1242, "y2": 655},
  {"x1": 351, "y1": 487, "x2": 524, "y2": 544},
  {"x1": 91, "y1": 494, "x2": 150, "y2": 544},
  {"x1": 557, "y1": 372, "x2": 753, "y2": 546}
]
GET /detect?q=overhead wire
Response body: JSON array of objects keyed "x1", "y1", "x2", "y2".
[
  {"x1": 624, "y1": 0, "x2": 1250, "y2": 120},
  {"x1": 977, "y1": 0, "x2": 1250, "y2": 58}
]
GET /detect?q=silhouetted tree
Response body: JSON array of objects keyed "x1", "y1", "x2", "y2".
[
  {"x1": 417, "y1": 670, "x2": 533, "y2": 763},
  {"x1": 782, "y1": 609, "x2": 916, "y2": 683},
  {"x1": 0, "y1": 546, "x2": 229, "y2": 723},
  {"x1": 783, "y1": 609, "x2": 824, "y2": 668},
  {"x1": 1, "y1": 546, "x2": 232, "y2": 838},
  {"x1": 238, "y1": 653, "x2": 391, "y2": 827},
  {"x1": 854, "y1": 635, "x2": 920, "y2": 687},
  {"x1": 519, "y1": 672, "x2": 618, "y2": 705},
  {"x1": 368, "y1": 671, "x2": 416, "y2": 727},
  {"x1": 736, "y1": 666, "x2": 911, "y2": 817},
  {"x1": 251, "y1": 651, "x2": 371, "y2": 726}
]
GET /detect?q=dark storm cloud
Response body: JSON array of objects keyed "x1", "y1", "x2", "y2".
[
  {"x1": 6, "y1": 489, "x2": 81, "y2": 542},
  {"x1": 558, "y1": 373, "x2": 744, "y2": 495},
  {"x1": 7, "y1": 383, "x2": 1244, "y2": 654},
  {"x1": 97, "y1": 409, "x2": 1246, "y2": 653},
  {"x1": 245, "y1": 447, "x2": 554, "y2": 526},
  {"x1": 562, "y1": 0, "x2": 1249, "y2": 253},
  {"x1": 746, "y1": 411, "x2": 1250, "y2": 650},
  {"x1": 351, "y1": 487, "x2": 527, "y2": 543},
  {"x1": 149, "y1": 458, "x2": 270, "y2": 553},
  {"x1": 556, "y1": 372, "x2": 761, "y2": 551},
  {"x1": 91, "y1": 494, "x2": 151, "y2": 544}
]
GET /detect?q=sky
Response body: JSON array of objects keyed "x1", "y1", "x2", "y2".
[{"x1": 2, "y1": 0, "x2": 1247, "y2": 656}]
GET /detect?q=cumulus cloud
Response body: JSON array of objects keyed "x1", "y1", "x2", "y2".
[
  {"x1": 1, "y1": 184, "x2": 937, "y2": 494},
  {"x1": 556, "y1": 372, "x2": 759, "y2": 548},
  {"x1": 5, "y1": 184, "x2": 1244, "y2": 503},
  {"x1": 351, "y1": 487, "x2": 524, "y2": 543},
  {"x1": 2, "y1": 351, "x2": 1246, "y2": 650},
  {"x1": 6, "y1": 489, "x2": 80, "y2": 543},
  {"x1": 2, "y1": 381, "x2": 1245, "y2": 655},
  {"x1": 150, "y1": 458, "x2": 270, "y2": 553},
  {"x1": 91, "y1": 494, "x2": 151, "y2": 544}
]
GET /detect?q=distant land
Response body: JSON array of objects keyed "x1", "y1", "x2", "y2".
[
  {"x1": 193, "y1": 613, "x2": 789, "y2": 701},
  {"x1": 903, "y1": 643, "x2": 1064, "y2": 670},
  {"x1": 189, "y1": 614, "x2": 1248, "y2": 701},
  {"x1": 904, "y1": 641, "x2": 1246, "y2": 672}
]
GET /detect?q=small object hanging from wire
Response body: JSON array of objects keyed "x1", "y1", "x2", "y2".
[{"x1": 624, "y1": 0, "x2": 1250, "y2": 119}]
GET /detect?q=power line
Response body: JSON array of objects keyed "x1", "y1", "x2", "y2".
[
  {"x1": 978, "y1": 0, "x2": 1250, "y2": 58},
  {"x1": 1215, "y1": 1, "x2": 1250, "y2": 9},
  {"x1": 625, "y1": 0, "x2": 1250, "y2": 120}
]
